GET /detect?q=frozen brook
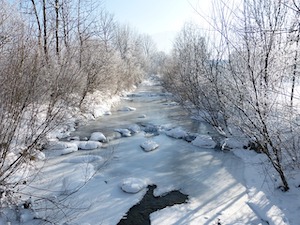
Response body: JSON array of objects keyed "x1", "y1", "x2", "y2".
[{"x1": 25, "y1": 77, "x2": 270, "y2": 225}]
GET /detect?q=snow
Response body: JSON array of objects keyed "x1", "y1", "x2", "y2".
[
  {"x1": 89, "y1": 132, "x2": 107, "y2": 142},
  {"x1": 46, "y1": 140, "x2": 77, "y2": 150},
  {"x1": 118, "y1": 106, "x2": 137, "y2": 111},
  {"x1": 67, "y1": 136, "x2": 80, "y2": 141},
  {"x1": 3, "y1": 76, "x2": 300, "y2": 225},
  {"x1": 220, "y1": 137, "x2": 249, "y2": 150},
  {"x1": 140, "y1": 140, "x2": 159, "y2": 152},
  {"x1": 45, "y1": 141, "x2": 78, "y2": 157},
  {"x1": 74, "y1": 140, "x2": 102, "y2": 150},
  {"x1": 63, "y1": 155, "x2": 104, "y2": 164},
  {"x1": 128, "y1": 124, "x2": 141, "y2": 134},
  {"x1": 192, "y1": 135, "x2": 217, "y2": 149},
  {"x1": 114, "y1": 128, "x2": 132, "y2": 137},
  {"x1": 31, "y1": 150, "x2": 46, "y2": 161},
  {"x1": 165, "y1": 127, "x2": 187, "y2": 139},
  {"x1": 120, "y1": 177, "x2": 147, "y2": 193}
]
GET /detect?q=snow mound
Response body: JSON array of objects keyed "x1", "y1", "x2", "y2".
[
  {"x1": 165, "y1": 127, "x2": 187, "y2": 139},
  {"x1": 104, "y1": 111, "x2": 112, "y2": 115},
  {"x1": 45, "y1": 141, "x2": 78, "y2": 156},
  {"x1": 119, "y1": 106, "x2": 136, "y2": 111},
  {"x1": 120, "y1": 178, "x2": 147, "y2": 193},
  {"x1": 192, "y1": 135, "x2": 217, "y2": 149},
  {"x1": 114, "y1": 128, "x2": 132, "y2": 137},
  {"x1": 89, "y1": 132, "x2": 107, "y2": 142},
  {"x1": 64, "y1": 155, "x2": 103, "y2": 164},
  {"x1": 73, "y1": 141, "x2": 102, "y2": 150},
  {"x1": 128, "y1": 124, "x2": 141, "y2": 134},
  {"x1": 221, "y1": 137, "x2": 248, "y2": 150},
  {"x1": 140, "y1": 140, "x2": 159, "y2": 152},
  {"x1": 47, "y1": 140, "x2": 77, "y2": 150}
]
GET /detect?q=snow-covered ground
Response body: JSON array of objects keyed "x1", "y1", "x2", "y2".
[{"x1": 2, "y1": 77, "x2": 300, "y2": 225}]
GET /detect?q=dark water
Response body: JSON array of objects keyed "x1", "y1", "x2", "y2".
[{"x1": 117, "y1": 185, "x2": 188, "y2": 225}]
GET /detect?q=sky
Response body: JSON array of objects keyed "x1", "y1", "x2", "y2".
[{"x1": 103, "y1": 0, "x2": 212, "y2": 53}]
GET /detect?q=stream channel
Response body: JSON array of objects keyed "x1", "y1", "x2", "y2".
[
  {"x1": 70, "y1": 77, "x2": 219, "y2": 224},
  {"x1": 72, "y1": 77, "x2": 218, "y2": 141}
]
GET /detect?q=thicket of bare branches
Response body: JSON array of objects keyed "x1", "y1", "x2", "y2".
[
  {"x1": 162, "y1": 0, "x2": 300, "y2": 191},
  {"x1": 0, "y1": 0, "x2": 157, "y2": 209}
]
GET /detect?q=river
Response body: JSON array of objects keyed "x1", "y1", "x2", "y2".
[{"x1": 34, "y1": 76, "x2": 264, "y2": 225}]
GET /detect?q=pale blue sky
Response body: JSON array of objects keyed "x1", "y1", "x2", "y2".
[{"x1": 103, "y1": 0, "x2": 211, "y2": 52}]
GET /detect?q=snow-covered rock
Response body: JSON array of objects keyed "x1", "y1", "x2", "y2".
[
  {"x1": 128, "y1": 124, "x2": 141, "y2": 134},
  {"x1": 120, "y1": 178, "x2": 147, "y2": 193},
  {"x1": 45, "y1": 141, "x2": 78, "y2": 156},
  {"x1": 140, "y1": 140, "x2": 159, "y2": 152},
  {"x1": 114, "y1": 128, "x2": 132, "y2": 137},
  {"x1": 89, "y1": 132, "x2": 107, "y2": 142},
  {"x1": 165, "y1": 127, "x2": 187, "y2": 139},
  {"x1": 73, "y1": 141, "x2": 102, "y2": 150},
  {"x1": 192, "y1": 135, "x2": 217, "y2": 149},
  {"x1": 119, "y1": 106, "x2": 136, "y2": 111}
]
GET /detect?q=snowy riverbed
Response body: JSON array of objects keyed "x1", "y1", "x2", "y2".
[{"x1": 7, "y1": 77, "x2": 300, "y2": 225}]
